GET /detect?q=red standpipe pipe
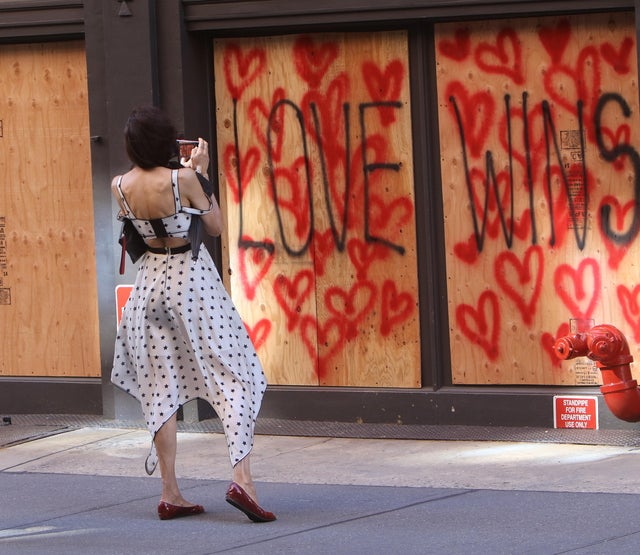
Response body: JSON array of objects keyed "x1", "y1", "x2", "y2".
[{"x1": 554, "y1": 324, "x2": 640, "y2": 423}]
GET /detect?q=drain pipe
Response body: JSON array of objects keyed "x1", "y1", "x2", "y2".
[{"x1": 554, "y1": 324, "x2": 640, "y2": 422}]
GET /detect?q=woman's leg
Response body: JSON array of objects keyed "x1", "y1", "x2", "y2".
[
  {"x1": 227, "y1": 453, "x2": 276, "y2": 521},
  {"x1": 232, "y1": 454, "x2": 258, "y2": 502},
  {"x1": 154, "y1": 413, "x2": 197, "y2": 506}
]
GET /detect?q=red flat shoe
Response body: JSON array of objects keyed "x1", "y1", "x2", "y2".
[
  {"x1": 225, "y1": 482, "x2": 276, "y2": 522},
  {"x1": 157, "y1": 501, "x2": 205, "y2": 520}
]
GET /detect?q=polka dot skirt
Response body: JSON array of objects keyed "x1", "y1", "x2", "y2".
[{"x1": 111, "y1": 247, "x2": 267, "y2": 466}]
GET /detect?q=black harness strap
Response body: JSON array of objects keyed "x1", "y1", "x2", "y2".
[{"x1": 149, "y1": 218, "x2": 169, "y2": 238}]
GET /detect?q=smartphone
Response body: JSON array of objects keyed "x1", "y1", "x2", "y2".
[{"x1": 177, "y1": 139, "x2": 199, "y2": 159}]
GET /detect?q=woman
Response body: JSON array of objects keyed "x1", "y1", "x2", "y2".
[{"x1": 111, "y1": 106, "x2": 275, "y2": 523}]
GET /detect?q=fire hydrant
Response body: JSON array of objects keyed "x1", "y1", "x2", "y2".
[{"x1": 554, "y1": 324, "x2": 640, "y2": 422}]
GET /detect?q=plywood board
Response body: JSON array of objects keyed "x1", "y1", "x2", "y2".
[
  {"x1": 436, "y1": 12, "x2": 640, "y2": 384},
  {"x1": 214, "y1": 31, "x2": 420, "y2": 386},
  {"x1": 0, "y1": 41, "x2": 100, "y2": 377}
]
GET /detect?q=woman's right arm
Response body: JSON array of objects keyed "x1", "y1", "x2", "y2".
[
  {"x1": 181, "y1": 170, "x2": 224, "y2": 237},
  {"x1": 180, "y1": 139, "x2": 224, "y2": 237}
]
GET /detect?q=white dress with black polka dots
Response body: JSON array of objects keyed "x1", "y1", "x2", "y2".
[{"x1": 111, "y1": 176, "x2": 266, "y2": 467}]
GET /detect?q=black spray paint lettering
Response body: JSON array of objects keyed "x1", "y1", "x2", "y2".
[
  {"x1": 233, "y1": 97, "x2": 406, "y2": 257},
  {"x1": 450, "y1": 92, "x2": 589, "y2": 251},
  {"x1": 594, "y1": 92, "x2": 640, "y2": 246}
]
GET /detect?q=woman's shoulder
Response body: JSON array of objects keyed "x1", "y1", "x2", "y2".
[
  {"x1": 111, "y1": 168, "x2": 134, "y2": 187},
  {"x1": 114, "y1": 167, "x2": 170, "y2": 188},
  {"x1": 176, "y1": 166, "x2": 198, "y2": 179},
  {"x1": 110, "y1": 174, "x2": 124, "y2": 198},
  {"x1": 175, "y1": 166, "x2": 200, "y2": 189}
]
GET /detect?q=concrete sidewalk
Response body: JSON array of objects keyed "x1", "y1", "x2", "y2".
[{"x1": 2, "y1": 425, "x2": 640, "y2": 554}]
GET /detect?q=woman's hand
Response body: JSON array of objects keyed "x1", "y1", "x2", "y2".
[{"x1": 181, "y1": 138, "x2": 209, "y2": 178}]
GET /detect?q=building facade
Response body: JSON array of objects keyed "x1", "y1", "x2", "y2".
[{"x1": 1, "y1": 0, "x2": 639, "y2": 432}]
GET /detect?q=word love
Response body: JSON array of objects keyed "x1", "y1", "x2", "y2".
[{"x1": 229, "y1": 97, "x2": 407, "y2": 258}]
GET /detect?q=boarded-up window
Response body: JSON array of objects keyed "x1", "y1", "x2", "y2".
[
  {"x1": 0, "y1": 41, "x2": 100, "y2": 377},
  {"x1": 436, "y1": 12, "x2": 640, "y2": 385},
  {"x1": 213, "y1": 32, "x2": 420, "y2": 387}
]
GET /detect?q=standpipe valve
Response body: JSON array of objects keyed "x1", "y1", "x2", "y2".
[{"x1": 554, "y1": 324, "x2": 640, "y2": 422}]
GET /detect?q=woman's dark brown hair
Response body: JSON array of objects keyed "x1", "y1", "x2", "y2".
[{"x1": 124, "y1": 106, "x2": 178, "y2": 169}]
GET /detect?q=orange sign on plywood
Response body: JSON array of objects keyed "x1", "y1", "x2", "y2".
[{"x1": 115, "y1": 285, "x2": 133, "y2": 327}]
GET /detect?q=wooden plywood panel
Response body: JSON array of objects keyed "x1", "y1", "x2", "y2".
[
  {"x1": 435, "y1": 13, "x2": 640, "y2": 385},
  {"x1": 214, "y1": 31, "x2": 420, "y2": 387},
  {"x1": 0, "y1": 41, "x2": 100, "y2": 377}
]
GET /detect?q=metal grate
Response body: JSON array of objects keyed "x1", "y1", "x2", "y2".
[{"x1": 2, "y1": 413, "x2": 640, "y2": 447}]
